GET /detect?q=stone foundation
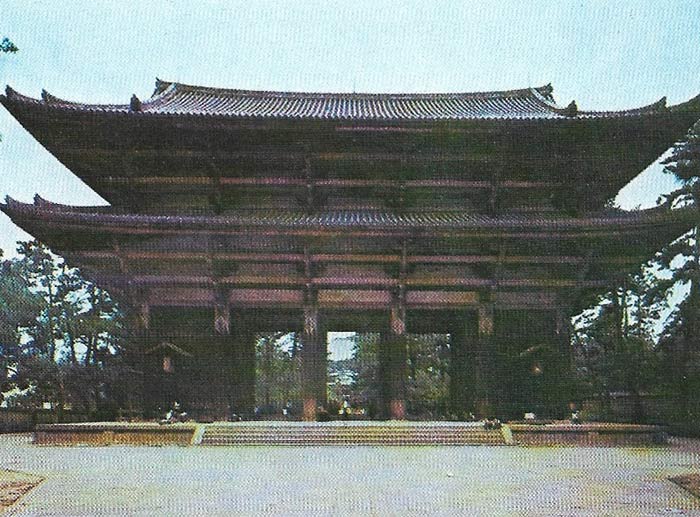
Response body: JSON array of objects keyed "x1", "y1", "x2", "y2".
[{"x1": 34, "y1": 423, "x2": 197, "y2": 446}]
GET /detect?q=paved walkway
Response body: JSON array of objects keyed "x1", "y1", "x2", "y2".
[{"x1": 2, "y1": 434, "x2": 700, "y2": 516}]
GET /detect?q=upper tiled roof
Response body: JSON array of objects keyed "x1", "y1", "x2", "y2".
[{"x1": 2, "y1": 79, "x2": 691, "y2": 121}]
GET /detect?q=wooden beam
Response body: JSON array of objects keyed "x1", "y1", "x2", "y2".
[
  {"x1": 75, "y1": 249, "x2": 648, "y2": 266},
  {"x1": 40, "y1": 220, "x2": 666, "y2": 241},
  {"x1": 91, "y1": 176, "x2": 565, "y2": 191},
  {"x1": 141, "y1": 285, "x2": 574, "y2": 310},
  {"x1": 57, "y1": 147, "x2": 510, "y2": 169},
  {"x1": 112, "y1": 273, "x2": 611, "y2": 290}
]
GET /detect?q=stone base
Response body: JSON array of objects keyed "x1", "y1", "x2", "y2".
[
  {"x1": 32, "y1": 421, "x2": 670, "y2": 447},
  {"x1": 34, "y1": 423, "x2": 197, "y2": 446}
]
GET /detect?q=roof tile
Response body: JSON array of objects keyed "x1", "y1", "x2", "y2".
[{"x1": 0, "y1": 197, "x2": 690, "y2": 233}]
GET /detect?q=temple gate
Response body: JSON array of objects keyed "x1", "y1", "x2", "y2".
[{"x1": 2, "y1": 81, "x2": 699, "y2": 419}]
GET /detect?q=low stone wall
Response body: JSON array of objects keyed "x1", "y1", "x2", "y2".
[
  {"x1": 34, "y1": 423, "x2": 197, "y2": 446},
  {"x1": 32, "y1": 421, "x2": 669, "y2": 447},
  {"x1": 510, "y1": 422, "x2": 668, "y2": 446},
  {"x1": 0, "y1": 409, "x2": 92, "y2": 433}
]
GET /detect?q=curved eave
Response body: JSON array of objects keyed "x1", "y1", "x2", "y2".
[
  {"x1": 3, "y1": 82, "x2": 697, "y2": 123},
  {"x1": 2, "y1": 196, "x2": 694, "y2": 236}
]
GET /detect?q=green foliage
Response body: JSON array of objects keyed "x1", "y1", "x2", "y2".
[
  {"x1": 405, "y1": 334, "x2": 450, "y2": 417},
  {"x1": 650, "y1": 121, "x2": 700, "y2": 422},
  {"x1": 254, "y1": 332, "x2": 301, "y2": 413},
  {"x1": 0, "y1": 250, "x2": 43, "y2": 349},
  {"x1": 0, "y1": 36, "x2": 18, "y2": 143},
  {"x1": 351, "y1": 333, "x2": 450, "y2": 418},
  {"x1": 349, "y1": 333, "x2": 379, "y2": 411},
  {"x1": 0, "y1": 241, "x2": 129, "y2": 414},
  {"x1": 573, "y1": 123, "x2": 700, "y2": 425},
  {"x1": 574, "y1": 275, "x2": 662, "y2": 422},
  {"x1": 0, "y1": 37, "x2": 18, "y2": 53},
  {"x1": 662, "y1": 122, "x2": 700, "y2": 207},
  {"x1": 575, "y1": 186, "x2": 700, "y2": 424}
]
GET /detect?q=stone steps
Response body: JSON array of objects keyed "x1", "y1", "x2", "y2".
[{"x1": 200, "y1": 424, "x2": 508, "y2": 446}]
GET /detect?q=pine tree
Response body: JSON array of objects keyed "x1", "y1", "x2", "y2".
[
  {"x1": 1, "y1": 241, "x2": 129, "y2": 415},
  {"x1": 648, "y1": 121, "x2": 700, "y2": 422},
  {"x1": 574, "y1": 273, "x2": 660, "y2": 422},
  {"x1": 0, "y1": 37, "x2": 18, "y2": 53},
  {"x1": 0, "y1": 37, "x2": 18, "y2": 143}
]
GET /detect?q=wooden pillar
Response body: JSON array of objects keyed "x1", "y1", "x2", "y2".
[
  {"x1": 218, "y1": 303, "x2": 256, "y2": 419},
  {"x1": 301, "y1": 296, "x2": 326, "y2": 420},
  {"x1": 132, "y1": 301, "x2": 150, "y2": 416},
  {"x1": 214, "y1": 303, "x2": 231, "y2": 336},
  {"x1": 475, "y1": 305, "x2": 495, "y2": 418},
  {"x1": 449, "y1": 311, "x2": 477, "y2": 418},
  {"x1": 209, "y1": 304, "x2": 231, "y2": 419},
  {"x1": 379, "y1": 291, "x2": 407, "y2": 420},
  {"x1": 228, "y1": 325, "x2": 256, "y2": 419},
  {"x1": 213, "y1": 304, "x2": 228, "y2": 418}
]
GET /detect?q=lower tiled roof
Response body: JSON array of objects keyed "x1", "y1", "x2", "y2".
[{"x1": 1, "y1": 196, "x2": 691, "y2": 233}]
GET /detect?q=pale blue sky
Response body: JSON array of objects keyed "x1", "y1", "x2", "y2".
[{"x1": 1, "y1": 0, "x2": 700, "y2": 255}]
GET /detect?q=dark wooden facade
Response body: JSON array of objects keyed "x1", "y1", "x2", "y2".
[{"x1": 2, "y1": 81, "x2": 699, "y2": 420}]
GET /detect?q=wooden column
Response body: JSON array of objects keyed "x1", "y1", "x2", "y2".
[
  {"x1": 448, "y1": 311, "x2": 477, "y2": 418},
  {"x1": 132, "y1": 300, "x2": 150, "y2": 416},
  {"x1": 212, "y1": 304, "x2": 226, "y2": 418},
  {"x1": 209, "y1": 303, "x2": 230, "y2": 419},
  {"x1": 475, "y1": 305, "x2": 495, "y2": 418},
  {"x1": 379, "y1": 290, "x2": 407, "y2": 420},
  {"x1": 217, "y1": 299, "x2": 256, "y2": 419},
  {"x1": 214, "y1": 303, "x2": 231, "y2": 336},
  {"x1": 228, "y1": 325, "x2": 256, "y2": 419},
  {"x1": 301, "y1": 294, "x2": 326, "y2": 420}
]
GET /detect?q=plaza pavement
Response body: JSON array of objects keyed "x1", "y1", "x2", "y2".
[{"x1": 2, "y1": 433, "x2": 700, "y2": 516}]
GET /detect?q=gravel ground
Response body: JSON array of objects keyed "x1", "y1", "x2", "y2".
[{"x1": 2, "y1": 433, "x2": 700, "y2": 516}]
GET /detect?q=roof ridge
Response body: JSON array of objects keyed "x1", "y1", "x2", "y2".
[{"x1": 154, "y1": 79, "x2": 552, "y2": 101}]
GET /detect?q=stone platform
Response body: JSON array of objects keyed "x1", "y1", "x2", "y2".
[
  {"x1": 33, "y1": 421, "x2": 669, "y2": 447},
  {"x1": 34, "y1": 421, "x2": 508, "y2": 446},
  {"x1": 34, "y1": 422, "x2": 198, "y2": 446}
]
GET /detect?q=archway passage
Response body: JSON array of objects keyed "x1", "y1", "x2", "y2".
[
  {"x1": 322, "y1": 309, "x2": 488, "y2": 421},
  {"x1": 327, "y1": 332, "x2": 379, "y2": 420},
  {"x1": 255, "y1": 332, "x2": 302, "y2": 419},
  {"x1": 493, "y1": 309, "x2": 574, "y2": 420},
  {"x1": 404, "y1": 333, "x2": 452, "y2": 419},
  {"x1": 327, "y1": 332, "x2": 452, "y2": 420}
]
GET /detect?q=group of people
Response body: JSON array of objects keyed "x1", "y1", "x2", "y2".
[
  {"x1": 159, "y1": 399, "x2": 585, "y2": 425},
  {"x1": 483, "y1": 418, "x2": 502, "y2": 430},
  {"x1": 159, "y1": 401, "x2": 188, "y2": 424}
]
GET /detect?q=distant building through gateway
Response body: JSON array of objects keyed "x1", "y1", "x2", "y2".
[{"x1": 1, "y1": 80, "x2": 699, "y2": 421}]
